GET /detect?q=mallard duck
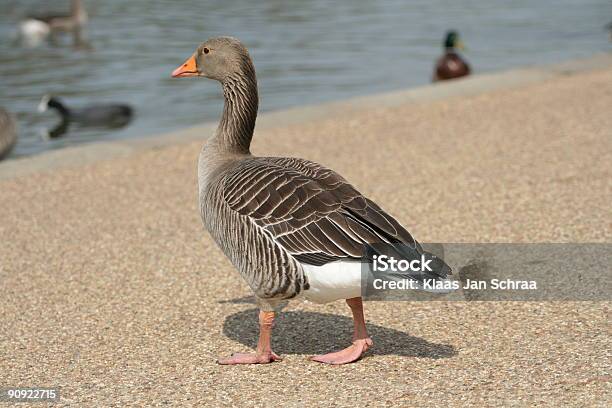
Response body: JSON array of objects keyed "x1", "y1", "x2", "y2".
[
  {"x1": 172, "y1": 37, "x2": 451, "y2": 365},
  {"x1": 18, "y1": 0, "x2": 87, "y2": 45},
  {"x1": 433, "y1": 30, "x2": 471, "y2": 82},
  {"x1": 38, "y1": 95, "x2": 133, "y2": 138},
  {"x1": 0, "y1": 108, "x2": 17, "y2": 160}
]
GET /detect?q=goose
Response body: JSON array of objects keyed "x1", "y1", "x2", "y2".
[
  {"x1": 38, "y1": 95, "x2": 133, "y2": 138},
  {"x1": 433, "y1": 30, "x2": 471, "y2": 82},
  {"x1": 172, "y1": 37, "x2": 451, "y2": 365},
  {"x1": 0, "y1": 108, "x2": 17, "y2": 160},
  {"x1": 18, "y1": 0, "x2": 87, "y2": 44},
  {"x1": 17, "y1": 19, "x2": 50, "y2": 46}
]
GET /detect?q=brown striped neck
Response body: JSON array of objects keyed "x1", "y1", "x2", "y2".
[{"x1": 217, "y1": 72, "x2": 258, "y2": 155}]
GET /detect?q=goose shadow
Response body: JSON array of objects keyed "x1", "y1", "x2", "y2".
[
  {"x1": 218, "y1": 295, "x2": 257, "y2": 304},
  {"x1": 222, "y1": 307, "x2": 457, "y2": 359}
]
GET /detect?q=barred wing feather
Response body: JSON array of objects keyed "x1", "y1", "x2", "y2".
[{"x1": 223, "y1": 157, "x2": 441, "y2": 273}]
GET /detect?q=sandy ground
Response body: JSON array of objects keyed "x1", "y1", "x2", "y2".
[{"x1": 1, "y1": 66, "x2": 611, "y2": 407}]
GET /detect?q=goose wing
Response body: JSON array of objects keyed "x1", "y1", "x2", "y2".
[
  {"x1": 27, "y1": 13, "x2": 69, "y2": 25},
  {"x1": 223, "y1": 157, "x2": 422, "y2": 266}
]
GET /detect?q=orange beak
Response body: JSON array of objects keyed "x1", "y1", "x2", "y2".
[{"x1": 172, "y1": 54, "x2": 198, "y2": 78}]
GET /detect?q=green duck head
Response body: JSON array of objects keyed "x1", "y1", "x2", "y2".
[{"x1": 444, "y1": 30, "x2": 464, "y2": 50}]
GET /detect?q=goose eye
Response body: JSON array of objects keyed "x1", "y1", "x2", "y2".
[{"x1": 203, "y1": 47, "x2": 210, "y2": 54}]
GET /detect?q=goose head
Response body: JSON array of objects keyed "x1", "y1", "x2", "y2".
[
  {"x1": 38, "y1": 95, "x2": 66, "y2": 113},
  {"x1": 171, "y1": 37, "x2": 254, "y2": 82}
]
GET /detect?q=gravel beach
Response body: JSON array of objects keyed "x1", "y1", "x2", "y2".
[{"x1": 1, "y1": 62, "x2": 610, "y2": 407}]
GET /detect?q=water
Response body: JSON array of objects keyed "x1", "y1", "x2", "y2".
[{"x1": 1, "y1": 0, "x2": 610, "y2": 158}]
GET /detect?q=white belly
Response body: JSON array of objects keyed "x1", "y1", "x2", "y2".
[
  {"x1": 299, "y1": 259, "x2": 455, "y2": 304},
  {"x1": 19, "y1": 19, "x2": 50, "y2": 40},
  {"x1": 300, "y1": 261, "x2": 363, "y2": 304}
]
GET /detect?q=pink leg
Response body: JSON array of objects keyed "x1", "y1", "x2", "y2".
[
  {"x1": 217, "y1": 311, "x2": 282, "y2": 365},
  {"x1": 312, "y1": 297, "x2": 373, "y2": 365}
]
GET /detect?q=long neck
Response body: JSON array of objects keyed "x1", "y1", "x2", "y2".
[
  {"x1": 49, "y1": 119, "x2": 69, "y2": 139},
  {"x1": 217, "y1": 72, "x2": 258, "y2": 155},
  {"x1": 72, "y1": 0, "x2": 85, "y2": 17},
  {"x1": 49, "y1": 100, "x2": 70, "y2": 118}
]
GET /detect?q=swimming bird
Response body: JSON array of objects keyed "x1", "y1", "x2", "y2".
[
  {"x1": 172, "y1": 37, "x2": 451, "y2": 365},
  {"x1": 433, "y1": 30, "x2": 471, "y2": 82},
  {"x1": 16, "y1": 19, "x2": 50, "y2": 46},
  {"x1": 18, "y1": 0, "x2": 87, "y2": 45},
  {"x1": 0, "y1": 108, "x2": 17, "y2": 160},
  {"x1": 38, "y1": 95, "x2": 133, "y2": 138}
]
